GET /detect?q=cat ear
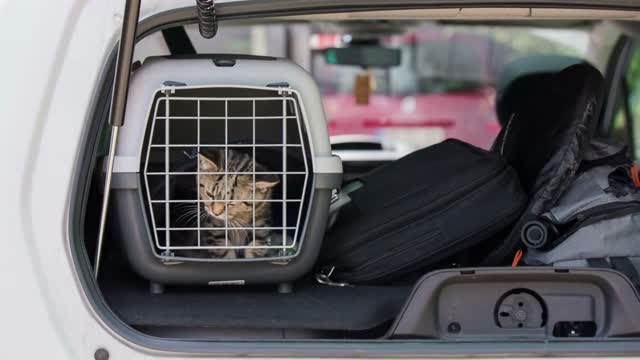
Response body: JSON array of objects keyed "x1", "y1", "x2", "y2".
[
  {"x1": 253, "y1": 166, "x2": 278, "y2": 191},
  {"x1": 198, "y1": 153, "x2": 219, "y2": 172},
  {"x1": 255, "y1": 180, "x2": 279, "y2": 191},
  {"x1": 255, "y1": 174, "x2": 279, "y2": 191}
]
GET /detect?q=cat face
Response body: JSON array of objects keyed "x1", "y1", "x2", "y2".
[{"x1": 198, "y1": 151, "x2": 278, "y2": 227}]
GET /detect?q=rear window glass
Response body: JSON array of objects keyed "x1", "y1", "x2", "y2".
[
  {"x1": 145, "y1": 23, "x2": 607, "y2": 153},
  {"x1": 310, "y1": 25, "x2": 591, "y2": 151}
]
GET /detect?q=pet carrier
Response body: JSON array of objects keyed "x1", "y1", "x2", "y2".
[{"x1": 109, "y1": 55, "x2": 342, "y2": 288}]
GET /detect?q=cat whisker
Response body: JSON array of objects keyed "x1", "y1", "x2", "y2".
[
  {"x1": 175, "y1": 209, "x2": 197, "y2": 218},
  {"x1": 174, "y1": 208, "x2": 197, "y2": 221},
  {"x1": 172, "y1": 203, "x2": 196, "y2": 209},
  {"x1": 171, "y1": 204, "x2": 196, "y2": 211},
  {"x1": 174, "y1": 208, "x2": 201, "y2": 226}
]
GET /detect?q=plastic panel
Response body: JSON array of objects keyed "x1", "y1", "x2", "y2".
[{"x1": 388, "y1": 267, "x2": 640, "y2": 339}]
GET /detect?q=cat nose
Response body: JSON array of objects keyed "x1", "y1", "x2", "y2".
[{"x1": 212, "y1": 202, "x2": 225, "y2": 216}]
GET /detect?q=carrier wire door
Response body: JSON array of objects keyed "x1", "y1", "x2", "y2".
[{"x1": 142, "y1": 86, "x2": 311, "y2": 262}]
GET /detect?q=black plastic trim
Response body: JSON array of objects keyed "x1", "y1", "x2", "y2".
[
  {"x1": 161, "y1": 26, "x2": 196, "y2": 55},
  {"x1": 158, "y1": 53, "x2": 277, "y2": 61}
]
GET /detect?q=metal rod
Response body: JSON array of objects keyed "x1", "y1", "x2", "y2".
[
  {"x1": 164, "y1": 92, "x2": 171, "y2": 253},
  {"x1": 109, "y1": 0, "x2": 142, "y2": 128},
  {"x1": 94, "y1": 127, "x2": 119, "y2": 278},
  {"x1": 197, "y1": 99, "x2": 201, "y2": 247},
  {"x1": 282, "y1": 95, "x2": 287, "y2": 252},
  {"x1": 157, "y1": 227, "x2": 297, "y2": 231},
  {"x1": 224, "y1": 100, "x2": 229, "y2": 247},
  {"x1": 154, "y1": 115, "x2": 299, "y2": 120},
  {"x1": 150, "y1": 199, "x2": 303, "y2": 203},
  {"x1": 252, "y1": 100, "x2": 256, "y2": 247},
  {"x1": 146, "y1": 171, "x2": 305, "y2": 175},
  {"x1": 94, "y1": 0, "x2": 141, "y2": 279},
  {"x1": 150, "y1": 144, "x2": 303, "y2": 148}
]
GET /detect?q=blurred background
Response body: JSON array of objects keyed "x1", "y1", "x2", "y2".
[{"x1": 133, "y1": 18, "x2": 624, "y2": 157}]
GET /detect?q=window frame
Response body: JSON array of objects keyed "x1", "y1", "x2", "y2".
[{"x1": 598, "y1": 35, "x2": 634, "y2": 137}]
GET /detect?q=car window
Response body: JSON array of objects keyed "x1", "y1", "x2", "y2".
[
  {"x1": 312, "y1": 25, "x2": 590, "y2": 152},
  {"x1": 178, "y1": 23, "x2": 594, "y2": 153}
]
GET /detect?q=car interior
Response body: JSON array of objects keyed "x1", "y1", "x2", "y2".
[{"x1": 73, "y1": 4, "x2": 640, "y2": 346}]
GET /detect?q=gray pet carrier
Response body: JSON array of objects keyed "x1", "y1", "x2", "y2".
[{"x1": 110, "y1": 55, "x2": 342, "y2": 286}]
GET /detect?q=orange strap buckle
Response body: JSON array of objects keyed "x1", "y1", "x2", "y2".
[
  {"x1": 631, "y1": 164, "x2": 640, "y2": 188},
  {"x1": 511, "y1": 249, "x2": 524, "y2": 268}
]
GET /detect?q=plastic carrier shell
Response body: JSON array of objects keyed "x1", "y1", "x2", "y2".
[{"x1": 110, "y1": 55, "x2": 342, "y2": 285}]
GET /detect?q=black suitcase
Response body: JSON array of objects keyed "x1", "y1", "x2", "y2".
[{"x1": 320, "y1": 139, "x2": 527, "y2": 284}]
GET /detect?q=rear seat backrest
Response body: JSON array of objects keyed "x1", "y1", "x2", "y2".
[
  {"x1": 493, "y1": 55, "x2": 584, "y2": 127},
  {"x1": 491, "y1": 72, "x2": 558, "y2": 192},
  {"x1": 492, "y1": 55, "x2": 585, "y2": 192},
  {"x1": 482, "y1": 63, "x2": 605, "y2": 265}
]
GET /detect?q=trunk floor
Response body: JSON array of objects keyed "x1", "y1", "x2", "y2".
[{"x1": 103, "y1": 279, "x2": 411, "y2": 331}]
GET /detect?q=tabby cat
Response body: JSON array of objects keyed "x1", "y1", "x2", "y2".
[{"x1": 173, "y1": 148, "x2": 280, "y2": 259}]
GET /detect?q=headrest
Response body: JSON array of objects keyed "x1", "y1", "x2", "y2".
[
  {"x1": 496, "y1": 62, "x2": 604, "y2": 199},
  {"x1": 495, "y1": 55, "x2": 585, "y2": 126}
]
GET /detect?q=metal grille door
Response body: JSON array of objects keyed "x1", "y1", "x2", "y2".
[{"x1": 142, "y1": 86, "x2": 311, "y2": 262}]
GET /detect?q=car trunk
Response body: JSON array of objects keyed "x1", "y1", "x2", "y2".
[{"x1": 71, "y1": 0, "x2": 640, "y2": 354}]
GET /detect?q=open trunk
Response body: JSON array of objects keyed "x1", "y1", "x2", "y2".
[{"x1": 71, "y1": 0, "x2": 640, "y2": 352}]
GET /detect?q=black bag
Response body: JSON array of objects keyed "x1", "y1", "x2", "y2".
[
  {"x1": 523, "y1": 142, "x2": 640, "y2": 283},
  {"x1": 320, "y1": 139, "x2": 527, "y2": 284}
]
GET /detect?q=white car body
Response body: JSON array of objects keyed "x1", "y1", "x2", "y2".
[
  {"x1": 1, "y1": 1, "x2": 180, "y2": 358},
  {"x1": 1, "y1": 1, "x2": 639, "y2": 359}
]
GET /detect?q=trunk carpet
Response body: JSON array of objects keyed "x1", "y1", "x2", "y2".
[{"x1": 102, "y1": 279, "x2": 411, "y2": 331}]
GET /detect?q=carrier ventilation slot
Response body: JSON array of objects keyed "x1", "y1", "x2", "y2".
[{"x1": 141, "y1": 86, "x2": 311, "y2": 262}]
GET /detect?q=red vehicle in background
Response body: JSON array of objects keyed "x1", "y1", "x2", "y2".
[{"x1": 311, "y1": 29, "x2": 514, "y2": 152}]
